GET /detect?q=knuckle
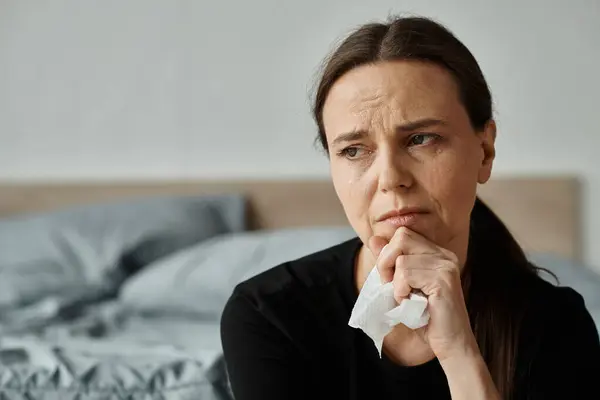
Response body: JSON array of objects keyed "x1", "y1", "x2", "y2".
[
  {"x1": 443, "y1": 249, "x2": 459, "y2": 264},
  {"x1": 391, "y1": 226, "x2": 410, "y2": 242},
  {"x1": 396, "y1": 267, "x2": 411, "y2": 281},
  {"x1": 394, "y1": 254, "x2": 407, "y2": 268}
]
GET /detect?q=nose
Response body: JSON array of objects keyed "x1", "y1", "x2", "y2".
[{"x1": 377, "y1": 147, "x2": 414, "y2": 193}]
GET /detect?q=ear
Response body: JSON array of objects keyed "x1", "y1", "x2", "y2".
[{"x1": 477, "y1": 119, "x2": 496, "y2": 184}]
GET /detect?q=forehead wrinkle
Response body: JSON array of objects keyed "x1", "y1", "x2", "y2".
[
  {"x1": 323, "y1": 60, "x2": 465, "y2": 142},
  {"x1": 349, "y1": 89, "x2": 385, "y2": 121}
]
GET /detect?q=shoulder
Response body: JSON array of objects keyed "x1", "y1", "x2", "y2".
[
  {"x1": 220, "y1": 236, "x2": 360, "y2": 356},
  {"x1": 521, "y1": 275, "x2": 595, "y2": 328},
  {"x1": 518, "y1": 274, "x2": 600, "y2": 354},
  {"x1": 526, "y1": 275, "x2": 595, "y2": 320},
  {"x1": 221, "y1": 236, "x2": 360, "y2": 324},
  {"x1": 511, "y1": 273, "x2": 600, "y2": 396},
  {"x1": 229, "y1": 236, "x2": 360, "y2": 302}
]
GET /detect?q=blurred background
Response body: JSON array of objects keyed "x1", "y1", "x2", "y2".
[
  {"x1": 0, "y1": 1, "x2": 598, "y2": 398},
  {"x1": 1, "y1": 0, "x2": 599, "y2": 267}
]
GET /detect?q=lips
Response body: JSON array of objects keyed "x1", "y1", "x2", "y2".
[
  {"x1": 376, "y1": 208, "x2": 428, "y2": 222},
  {"x1": 376, "y1": 208, "x2": 428, "y2": 229}
]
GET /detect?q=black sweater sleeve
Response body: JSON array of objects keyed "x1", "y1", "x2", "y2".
[
  {"x1": 517, "y1": 287, "x2": 600, "y2": 399},
  {"x1": 220, "y1": 288, "x2": 312, "y2": 400}
]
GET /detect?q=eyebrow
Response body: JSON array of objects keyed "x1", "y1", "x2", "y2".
[
  {"x1": 396, "y1": 118, "x2": 447, "y2": 132},
  {"x1": 330, "y1": 118, "x2": 447, "y2": 147}
]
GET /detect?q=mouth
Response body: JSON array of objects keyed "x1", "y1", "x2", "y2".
[{"x1": 376, "y1": 208, "x2": 429, "y2": 228}]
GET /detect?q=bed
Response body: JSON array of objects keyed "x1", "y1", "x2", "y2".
[{"x1": 0, "y1": 177, "x2": 596, "y2": 399}]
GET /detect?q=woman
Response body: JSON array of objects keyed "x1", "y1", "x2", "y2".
[{"x1": 220, "y1": 15, "x2": 600, "y2": 400}]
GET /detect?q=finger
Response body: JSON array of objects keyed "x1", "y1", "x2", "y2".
[
  {"x1": 390, "y1": 227, "x2": 441, "y2": 256},
  {"x1": 393, "y1": 228, "x2": 458, "y2": 262},
  {"x1": 394, "y1": 254, "x2": 435, "y2": 302},
  {"x1": 392, "y1": 262, "x2": 412, "y2": 302},
  {"x1": 394, "y1": 267, "x2": 441, "y2": 300},
  {"x1": 394, "y1": 255, "x2": 459, "y2": 298},
  {"x1": 375, "y1": 228, "x2": 434, "y2": 282},
  {"x1": 396, "y1": 253, "x2": 460, "y2": 275},
  {"x1": 377, "y1": 228, "x2": 457, "y2": 278},
  {"x1": 367, "y1": 236, "x2": 394, "y2": 283}
]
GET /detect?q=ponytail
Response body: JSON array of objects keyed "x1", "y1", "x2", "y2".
[{"x1": 465, "y1": 197, "x2": 553, "y2": 399}]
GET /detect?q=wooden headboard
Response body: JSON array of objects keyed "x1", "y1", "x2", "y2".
[{"x1": 0, "y1": 177, "x2": 581, "y2": 260}]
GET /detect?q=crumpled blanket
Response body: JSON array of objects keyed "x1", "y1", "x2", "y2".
[{"x1": 0, "y1": 291, "x2": 230, "y2": 400}]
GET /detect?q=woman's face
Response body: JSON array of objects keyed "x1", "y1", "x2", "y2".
[{"x1": 322, "y1": 60, "x2": 496, "y2": 264}]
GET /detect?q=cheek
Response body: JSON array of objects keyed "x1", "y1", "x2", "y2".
[
  {"x1": 330, "y1": 161, "x2": 375, "y2": 235},
  {"x1": 422, "y1": 151, "x2": 479, "y2": 225},
  {"x1": 331, "y1": 163, "x2": 365, "y2": 214}
]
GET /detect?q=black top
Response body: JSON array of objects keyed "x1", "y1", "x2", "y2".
[{"x1": 220, "y1": 237, "x2": 600, "y2": 400}]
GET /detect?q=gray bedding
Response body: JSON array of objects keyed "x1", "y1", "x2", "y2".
[
  {"x1": 0, "y1": 194, "x2": 246, "y2": 400},
  {"x1": 0, "y1": 299, "x2": 230, "y2": 400},
  {"x1": 0, "y1": 226, "x2": 358, "y2": 399}
]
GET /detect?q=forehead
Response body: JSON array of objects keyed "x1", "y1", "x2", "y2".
[{"x1": 322, "y1": 60, "x2": 463, "y2": 132}]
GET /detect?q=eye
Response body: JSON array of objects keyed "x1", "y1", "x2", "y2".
[
  {"x1": 408, "y1": 133, "x2": 439, "y2": 146},
  {"x1": 337, "y1": 146, "x2": 365, "y2": 160}
]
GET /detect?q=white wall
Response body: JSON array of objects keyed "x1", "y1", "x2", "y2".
[{"x1": 1, "y1": 0, "x2": 599, "y2": 268}]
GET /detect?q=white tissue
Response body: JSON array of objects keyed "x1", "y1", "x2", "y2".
[{"x1": 348, "y1": 265, "x2": 430, "y2": 356}]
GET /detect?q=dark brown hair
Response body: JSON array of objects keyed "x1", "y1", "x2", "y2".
[{"x1": 311, "y1": 15, "x2": 553, "y2": 399}]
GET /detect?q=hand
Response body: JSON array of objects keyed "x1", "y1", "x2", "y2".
[{"x1": 368, "y1": 227, "x2": 478, "y2": 362}]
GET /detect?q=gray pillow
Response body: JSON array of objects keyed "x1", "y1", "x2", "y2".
[
  {"x1": 0, "y1": 194, "x2": 247, "y2": 308},
  {"x1": 528, "y1": 252, "x2": 600, "y2": 327},
  {"x1": 120, "y1": 226, "x2": 357, "y2": 318}
]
